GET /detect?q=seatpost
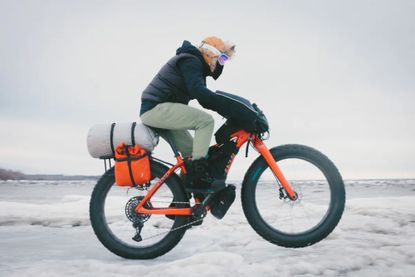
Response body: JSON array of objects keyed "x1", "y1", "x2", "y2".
[
  {"x1": 157, "y1": 129, "x2": 181, "y2": 157},
  {"x1": 154, "y1": 128, "x2": 186, "y2": 174}
]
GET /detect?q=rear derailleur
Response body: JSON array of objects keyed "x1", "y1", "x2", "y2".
[{"x1": 125, "y1": 196, "x2": 152, "y2": 242}]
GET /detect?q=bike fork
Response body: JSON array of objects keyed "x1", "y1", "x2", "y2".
[{"x1": 253, "y1": 138, "x2": 297, "y2": 200}]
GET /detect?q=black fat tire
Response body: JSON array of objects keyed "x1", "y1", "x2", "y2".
[
  {"x1": 89, "y1": 161, "x2": 189, "y2": 259},
  {"x1": 241, "y1": 144, "x2": 345, "y2": 248}
]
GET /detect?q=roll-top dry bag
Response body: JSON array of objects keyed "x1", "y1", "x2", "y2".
[
  {"x1": 114, "y1": 143, "x2": 151, "y2": 186},
  {"x1": 87, "y1": 122, "x2": 158, "y2": 159}
]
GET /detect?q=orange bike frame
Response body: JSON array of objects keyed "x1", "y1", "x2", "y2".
[{"x1": 135, "y1": 130, "x2": 296, "y2": 216}]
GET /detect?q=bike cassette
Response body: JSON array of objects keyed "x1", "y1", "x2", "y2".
[{"x1": 125, "y1": 196, "x2": 152, "y2": 224}]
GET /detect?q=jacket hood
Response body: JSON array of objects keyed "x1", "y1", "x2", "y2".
[
  {"x1": 176, "y1": 40, "x2": 211, "y2": 76},
  {"x1": 176, "y1": 40, "x2": 201, "y2": 56}
]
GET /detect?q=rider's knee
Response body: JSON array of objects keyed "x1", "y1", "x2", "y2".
[{"x1": 196, "y1": 112, "x2": 214, "y2": 128}]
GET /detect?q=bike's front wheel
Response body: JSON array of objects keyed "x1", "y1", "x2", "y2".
[{"x1": 241, "y1": 144, "x2": 345, "y2": 248}]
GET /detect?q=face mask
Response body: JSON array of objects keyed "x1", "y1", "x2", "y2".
[{"x1": 211, "y1": 61, "x2": 223, "y2": 80}]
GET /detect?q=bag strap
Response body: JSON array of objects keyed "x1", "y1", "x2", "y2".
[
  {"x1": 131, "y1": 122, "x2": 137, "y2": 145},
  {"x1": 115, "y1": 155, "x2": 146, "y2": 162},
  {"x1": 110, "y1": 123, "x2": 116, "y2": 155},
  {"x1": 125, "y1": 145, "x2": 137, "y2": 187}
]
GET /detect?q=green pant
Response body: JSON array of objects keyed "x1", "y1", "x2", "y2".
[{"x1": 140, "y1": 102, "x2": 214, "y2": 159}]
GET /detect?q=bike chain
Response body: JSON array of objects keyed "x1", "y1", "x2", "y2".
[{"x1": 131, "y1": 199, "x2": 204, "y2": 242}]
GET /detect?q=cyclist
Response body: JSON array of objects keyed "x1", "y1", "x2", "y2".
[{"x1": 140, "y1": 36, "x2": 235, "y2": 193}]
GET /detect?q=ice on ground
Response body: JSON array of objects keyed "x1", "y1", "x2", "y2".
[
  {"x1": 0, "y1": 179, "x2": 414, "y2": 276},
  {"x1": 0, "y1": 195, "x2": 90, "y2": 227}
]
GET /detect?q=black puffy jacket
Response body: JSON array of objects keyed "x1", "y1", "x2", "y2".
[
  {"x1": 140, "y1": 40, "x2": 222, "y2": 115},
  {"x1": 140, "y1": 40, "x2": 261, "y2": 132}
]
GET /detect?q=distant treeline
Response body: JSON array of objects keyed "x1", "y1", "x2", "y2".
[
  {"x1": 0, "y1": 168, "x2": 99, "y2": 181},
  {"x1": 0, "y1": 168, "x2": 25, "y2": 180}
]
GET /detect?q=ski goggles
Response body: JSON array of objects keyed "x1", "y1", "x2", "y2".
[
  {"x1": 217, "y1": 53, "x2": 229, "y2": 66},
  {"x1": 199, "y1": 43, "x2": 230, "y2": 65}
]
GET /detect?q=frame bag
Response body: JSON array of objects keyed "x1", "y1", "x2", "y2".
[{"x1": 114, "y1": 143, "x2": 151, "y2": 186}]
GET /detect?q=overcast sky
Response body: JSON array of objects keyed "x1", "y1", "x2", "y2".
[{"x1": 1, "y1": 0, "x2": 414, "y2": 179}]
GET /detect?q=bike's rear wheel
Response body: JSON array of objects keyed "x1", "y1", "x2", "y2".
[
  {"x1": 241, "y1": 144, "x2": 345, "y2": 247},
  {"x1": 90, "y1": 161, "x2": 189, "y2": 259}
]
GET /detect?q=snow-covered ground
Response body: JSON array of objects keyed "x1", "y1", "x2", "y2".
[{"x1": 0, "y1": 179, "x2": 414, "y2": 276}]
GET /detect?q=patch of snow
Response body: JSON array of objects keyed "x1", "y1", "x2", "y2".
[{"x1": 0, "y1": 180, "x2": 414, "y2": 276}]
